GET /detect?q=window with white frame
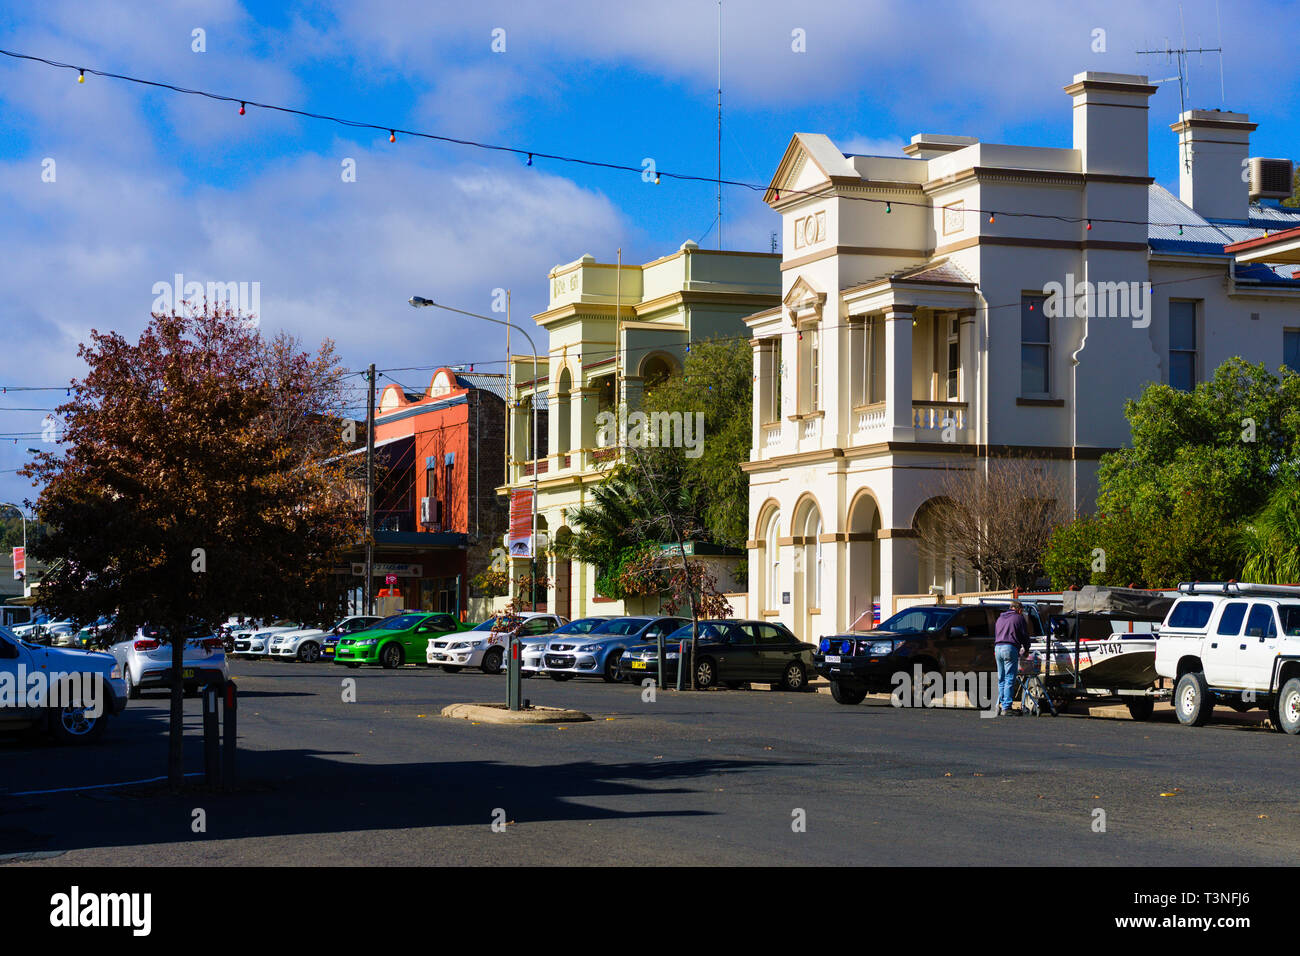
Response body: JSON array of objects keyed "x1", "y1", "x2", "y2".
[
  {"x1": 852, "y1": 317, "x2": 885, "y2": 407},
  {"x1": 946, "y1": 315, "x2": 960, "y2": 401},
  {"x1": 759, "y1": 340, "x2": 781, "y2": 424},
  {"x1": 1169, "y1": 301, "x2": 1199, "y2": 391},
  {"x1": 798, "y1": 324, "x2": 820, "y2": 414}
]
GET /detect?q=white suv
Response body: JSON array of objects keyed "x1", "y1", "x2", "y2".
[{"x1": 1153, "y1": 582, "x2": 1300, "y2": 733}]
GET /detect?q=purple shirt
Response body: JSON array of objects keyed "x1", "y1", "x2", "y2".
[{"x1": 994, "y1": 609, "x2": 1029, "y2": 650}]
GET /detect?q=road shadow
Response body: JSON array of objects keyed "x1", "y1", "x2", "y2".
[{"x1": 0, "y1": 744, "x2": 791, "y2": 857}]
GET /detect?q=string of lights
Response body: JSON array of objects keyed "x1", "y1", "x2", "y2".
[{"x1": 0, "y1": 46, "x2": 1251, "y2": 234}]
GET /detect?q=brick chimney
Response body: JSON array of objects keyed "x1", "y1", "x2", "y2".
[
  {"x1": 1064, "y1": 72, "x2": 1158, "y2": 176},
  {"x1": 1170, "y1": 109, "x2": 1257, "y2": 221}
]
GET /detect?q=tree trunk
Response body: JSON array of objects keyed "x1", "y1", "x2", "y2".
[{"x1": 168, "y1": 620, "x2": 185, "y2": 792}]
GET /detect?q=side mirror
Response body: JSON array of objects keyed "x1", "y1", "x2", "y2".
[{"x1": 949, "y1": 626, "x2": 967, "y2": 639}]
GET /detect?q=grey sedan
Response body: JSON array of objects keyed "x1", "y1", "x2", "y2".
[{"x1": 109, "y1": 624, "x2": 231, "y2": 698}]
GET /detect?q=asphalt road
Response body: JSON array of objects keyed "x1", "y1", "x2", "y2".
[{"x1": 2, "y1": 660, "x2": 1298, "y2": 866}]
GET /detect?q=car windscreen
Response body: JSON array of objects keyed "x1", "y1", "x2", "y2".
[
  {"x1": 665, "y1": 622, "x2": 729, "y2": 643},
  {"x1": 378, "y1": 614, "x2": 424, "y2": 630},
  {"x1": 591, "y1": 618, "x2": 651, "y2": 636},
  {"x1": 552, "y1": 618, "x2": 605, "y2": 634},
  {"x1": 877, "y1": 607, "x2": 959, "y2": 633},
  {"x1": 1280, "y1": 606, "x2": 1300, "y2": 637},
  {"x1": 472, "y1": 616, "x2": 520, "y2": 631}
]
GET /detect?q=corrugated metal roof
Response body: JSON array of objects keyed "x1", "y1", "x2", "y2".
[
  {"x1": 1147, "y1": 186, "x2": 1300, "y2": 282},
  {"x1": 454, "y1": 372, "x2": 509, "y2": 402}
]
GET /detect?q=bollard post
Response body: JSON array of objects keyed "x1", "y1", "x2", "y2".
[
  {"x1": 507, "y1": 634, "x2": 521, "y2": 711},
  {"x1": 222, "y1": 679, "x2": 237, "y2": 792},
  {"x1": 656, "y1": 632, "x2": 665, "y2": 692},
  {"x1": 675, "y1": 640, "x2": 685, "y2": 691},
  {"x1": 203, "y1": 684, "x2": 221, "y2": 788}
]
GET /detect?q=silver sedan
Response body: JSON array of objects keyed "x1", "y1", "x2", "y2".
[{"x1": 109, "y1": 624, "x2": 231, "y2": 699}]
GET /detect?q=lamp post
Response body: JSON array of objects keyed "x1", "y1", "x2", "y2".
[{"x1": 410, "y1": 295, "x2": 539, "y2": 711}]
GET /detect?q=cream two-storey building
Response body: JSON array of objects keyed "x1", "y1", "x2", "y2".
[
  {"x1": 744, "y1": 71, "x2": 1300, "y2": 643},
  {"x1": 500, "y1": 242, "x2": 780, "y2": 618}
]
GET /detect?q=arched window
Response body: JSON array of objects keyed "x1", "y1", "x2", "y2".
[{"x1": 556, "y1": 368, "x2": 572, "y2": 456}]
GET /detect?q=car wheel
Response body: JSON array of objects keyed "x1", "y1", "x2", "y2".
[
  {"x1": 380, "y1": 643, "x2": 404, "y2": 669},
  {"x1": 1276, "y1": 678, "x2": 1300, "y2": 735},
  {"x1": 1174, "y1": 671, "x2": 1212, "y2": 727},
  {"x1": 1125, "y1": 696, "x2": 1155, "y2": 721},
  {"x1": 780, "y1": 661, "x2": 806, "y2": 691},
  {"x1": 830, "y1": 681, "x2": 867, "y2": 705},
  {"x1": 694, "y1": 657, "x2": 716, "y2": 690},
  {"x1": 481, "y1": 647, "x2": 504, "y2": 675},
  {"x1": 49, "y1": 703, "x2": 107, "y2": 745},
  {"x1": 298, "y1": 642, "x2": 321, "y2": 663},
  {"x1": 602, "y1": 653, "x2": 623, "y2": 683},
  {"x1": 442, "y1": 665, "x2": 462, "y2": 673},
  {"x1": 549, "y1": 672, "x2": 574, "y2": 682},
  {"x1": 124, "y1": 666, "x2": 141, "y2": 700}
]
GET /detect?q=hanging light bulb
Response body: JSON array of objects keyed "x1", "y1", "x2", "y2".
[
  {"x1": 78, "y1": 69, "x2": 85, "y2": 83},
  {"x1": 654, "y1": 172, "x2": 661, "y2": 185},
  {"x1": 1178, "y1": 224, "x2": 1184, "y2": 236},
  {"x1": 526, "y1": 153, "x2": 533, "y2": 167},
  {"x1": 389, "y1": 130, "x2": 396, "y2": 143},
  {"x1": 885, "y1": 202, "x2": 892, "y2": 214},
  {"x1": 239, "y1": 102, "x2": 245, "y2": 115},
  {"x1": 988, "y1": 212, "x2": 996, "y2": 224},
  {"x1": 1085, "y1": 219, "x2": 1092, "y2": 231}
]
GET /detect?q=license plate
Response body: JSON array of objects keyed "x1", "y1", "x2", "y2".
[
  {"x1": 630, "y1": 661, "x2": 646, "y2": 669},
  {"x1": 182, "y1": 668, "x2": 196, "y2": 679},
  {"x1": 824, "y1": 655, "x2": 841, "y2": 663}
]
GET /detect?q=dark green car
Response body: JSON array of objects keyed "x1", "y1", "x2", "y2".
[{"x1": 333, "y1": 612, "x2": 468, "y2": 669}]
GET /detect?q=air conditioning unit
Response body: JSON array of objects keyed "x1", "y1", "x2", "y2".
[{"x1": 1248, "y1": 158, "x2": 1294, "y2": 201}]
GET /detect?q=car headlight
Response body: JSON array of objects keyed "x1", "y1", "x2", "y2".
[
  {"x1": 450, "y1": 642, "x2": 470, "y2": 650},
  {"x1": 355, "y1": 638, "x2": 378, "y2": 646},
  {"x1": 868, "y1": 640, "x2": 894, "y2": 655},
  {"x1": 578, "y1": 644, "x2": 600, "y2": 653},
  {"x1": 665, "y1": 652, "x2": 680, "y2": 660}
]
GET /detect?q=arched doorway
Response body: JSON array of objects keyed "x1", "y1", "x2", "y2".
[
  {"x1": 556, "y1": 368, "x2": 572, "y2": 459},
  {"x1": 792, "y1": 496, "x2": 823, "y2": 643},
  {"x1": 755, "y1": 502, "x2": 781, "y2": 613},
  {"x1": 554, "y1": 526, "x2": 573, "y2": 619},
  {"x1": 847, "y1": 491, "x2": 882, "y2": 629}
]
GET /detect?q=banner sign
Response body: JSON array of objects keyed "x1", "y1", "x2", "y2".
[
  {"x1": 12, "y1": 547, "x2": 24, "y2": 581},
  {"x1": 351, "y1": 563, "x2": 423, "y2": 578},
  {"x1": 508, "y1": 489, "x2": 534, "y2": 559}
]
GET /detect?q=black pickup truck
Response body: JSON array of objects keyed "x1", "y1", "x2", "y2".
[{"x1": 815, "y1": 602, "x2": 1048, "y2": 705}]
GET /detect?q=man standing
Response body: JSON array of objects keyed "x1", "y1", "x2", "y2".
[{"x1": 994, "y1": 600, "x2": 1030, "y2": 716}]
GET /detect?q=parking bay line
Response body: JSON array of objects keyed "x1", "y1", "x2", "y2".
[{"x1": 5, "y1": 772, "x2": 204, "y2": 797}]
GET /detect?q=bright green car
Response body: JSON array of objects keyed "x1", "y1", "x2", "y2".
[{"x1": 333, "y1": 612, "x2": 470, "y2": 669}]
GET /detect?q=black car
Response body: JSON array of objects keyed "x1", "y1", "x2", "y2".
[
  {"x1": 620, "y1": 619, "x2": 815, "y2": 691},
  {"x1": 814, "y1": 602, "x2": 1048, "y2": 705}
]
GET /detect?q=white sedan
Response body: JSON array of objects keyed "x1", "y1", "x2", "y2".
[
  {"x1": 427, "y1": 613, "x2": 566, "y2": 674},
  {"x1": 269, "y1": 616, "x2": 383, "y2": 662},
  {"x1": 231, "y1": 620, "x2": 308, "y2": 658}
]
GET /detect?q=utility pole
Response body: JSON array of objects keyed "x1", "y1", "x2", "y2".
[
  {"x1": 364, "y1": 362, "x2": 376, "y2": 615},
  {"x1": 716, "y1": 0, "x2": 723, "y2": 250}
]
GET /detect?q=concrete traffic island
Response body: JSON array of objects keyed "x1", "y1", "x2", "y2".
[{"x1": 441, "y1": 702, "x2": 592, "y2": 724}]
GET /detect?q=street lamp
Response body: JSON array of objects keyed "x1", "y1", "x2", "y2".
[{"x1": 409, "y1": 294, "x2": 540, "y2": 712}]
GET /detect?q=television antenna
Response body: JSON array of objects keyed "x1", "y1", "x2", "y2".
[{"x1": 1137, "y1": 3, "x2": 1226, "y2": 173}]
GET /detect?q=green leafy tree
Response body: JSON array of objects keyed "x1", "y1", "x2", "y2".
[
  {"x1": 641, "y1": 336, "x2": 753, "y2": 548},
  {"x1": 1045, "y1": 359, "x2": 1300, "y2": 587},
  {"x1": 1239, "y1": 480, "x2": 1300, "y2": 584}
]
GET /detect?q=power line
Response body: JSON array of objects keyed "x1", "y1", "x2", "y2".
[{"x1": 0, "y1": 46, "x2": 1251, "y2": 234}]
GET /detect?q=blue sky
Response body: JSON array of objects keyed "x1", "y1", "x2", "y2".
[{"x1": 0, "y1": 0, "x2": 1296, "y2": 507}]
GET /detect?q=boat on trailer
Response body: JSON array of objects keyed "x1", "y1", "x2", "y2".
[{"x1": 1025, "y1": 585, "x2": 1176, "y2": 718}]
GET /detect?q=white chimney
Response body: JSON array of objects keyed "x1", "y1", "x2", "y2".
[
  {"x1": 1064, "y1": 72, "x2": 1157, "y2": 176},
  {"x1": 1171, "y1": 109, "x2": 1257, "y2": 221},
  {"x1": 902, "y1": 134, "x2": 977, "y2": 160}
]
